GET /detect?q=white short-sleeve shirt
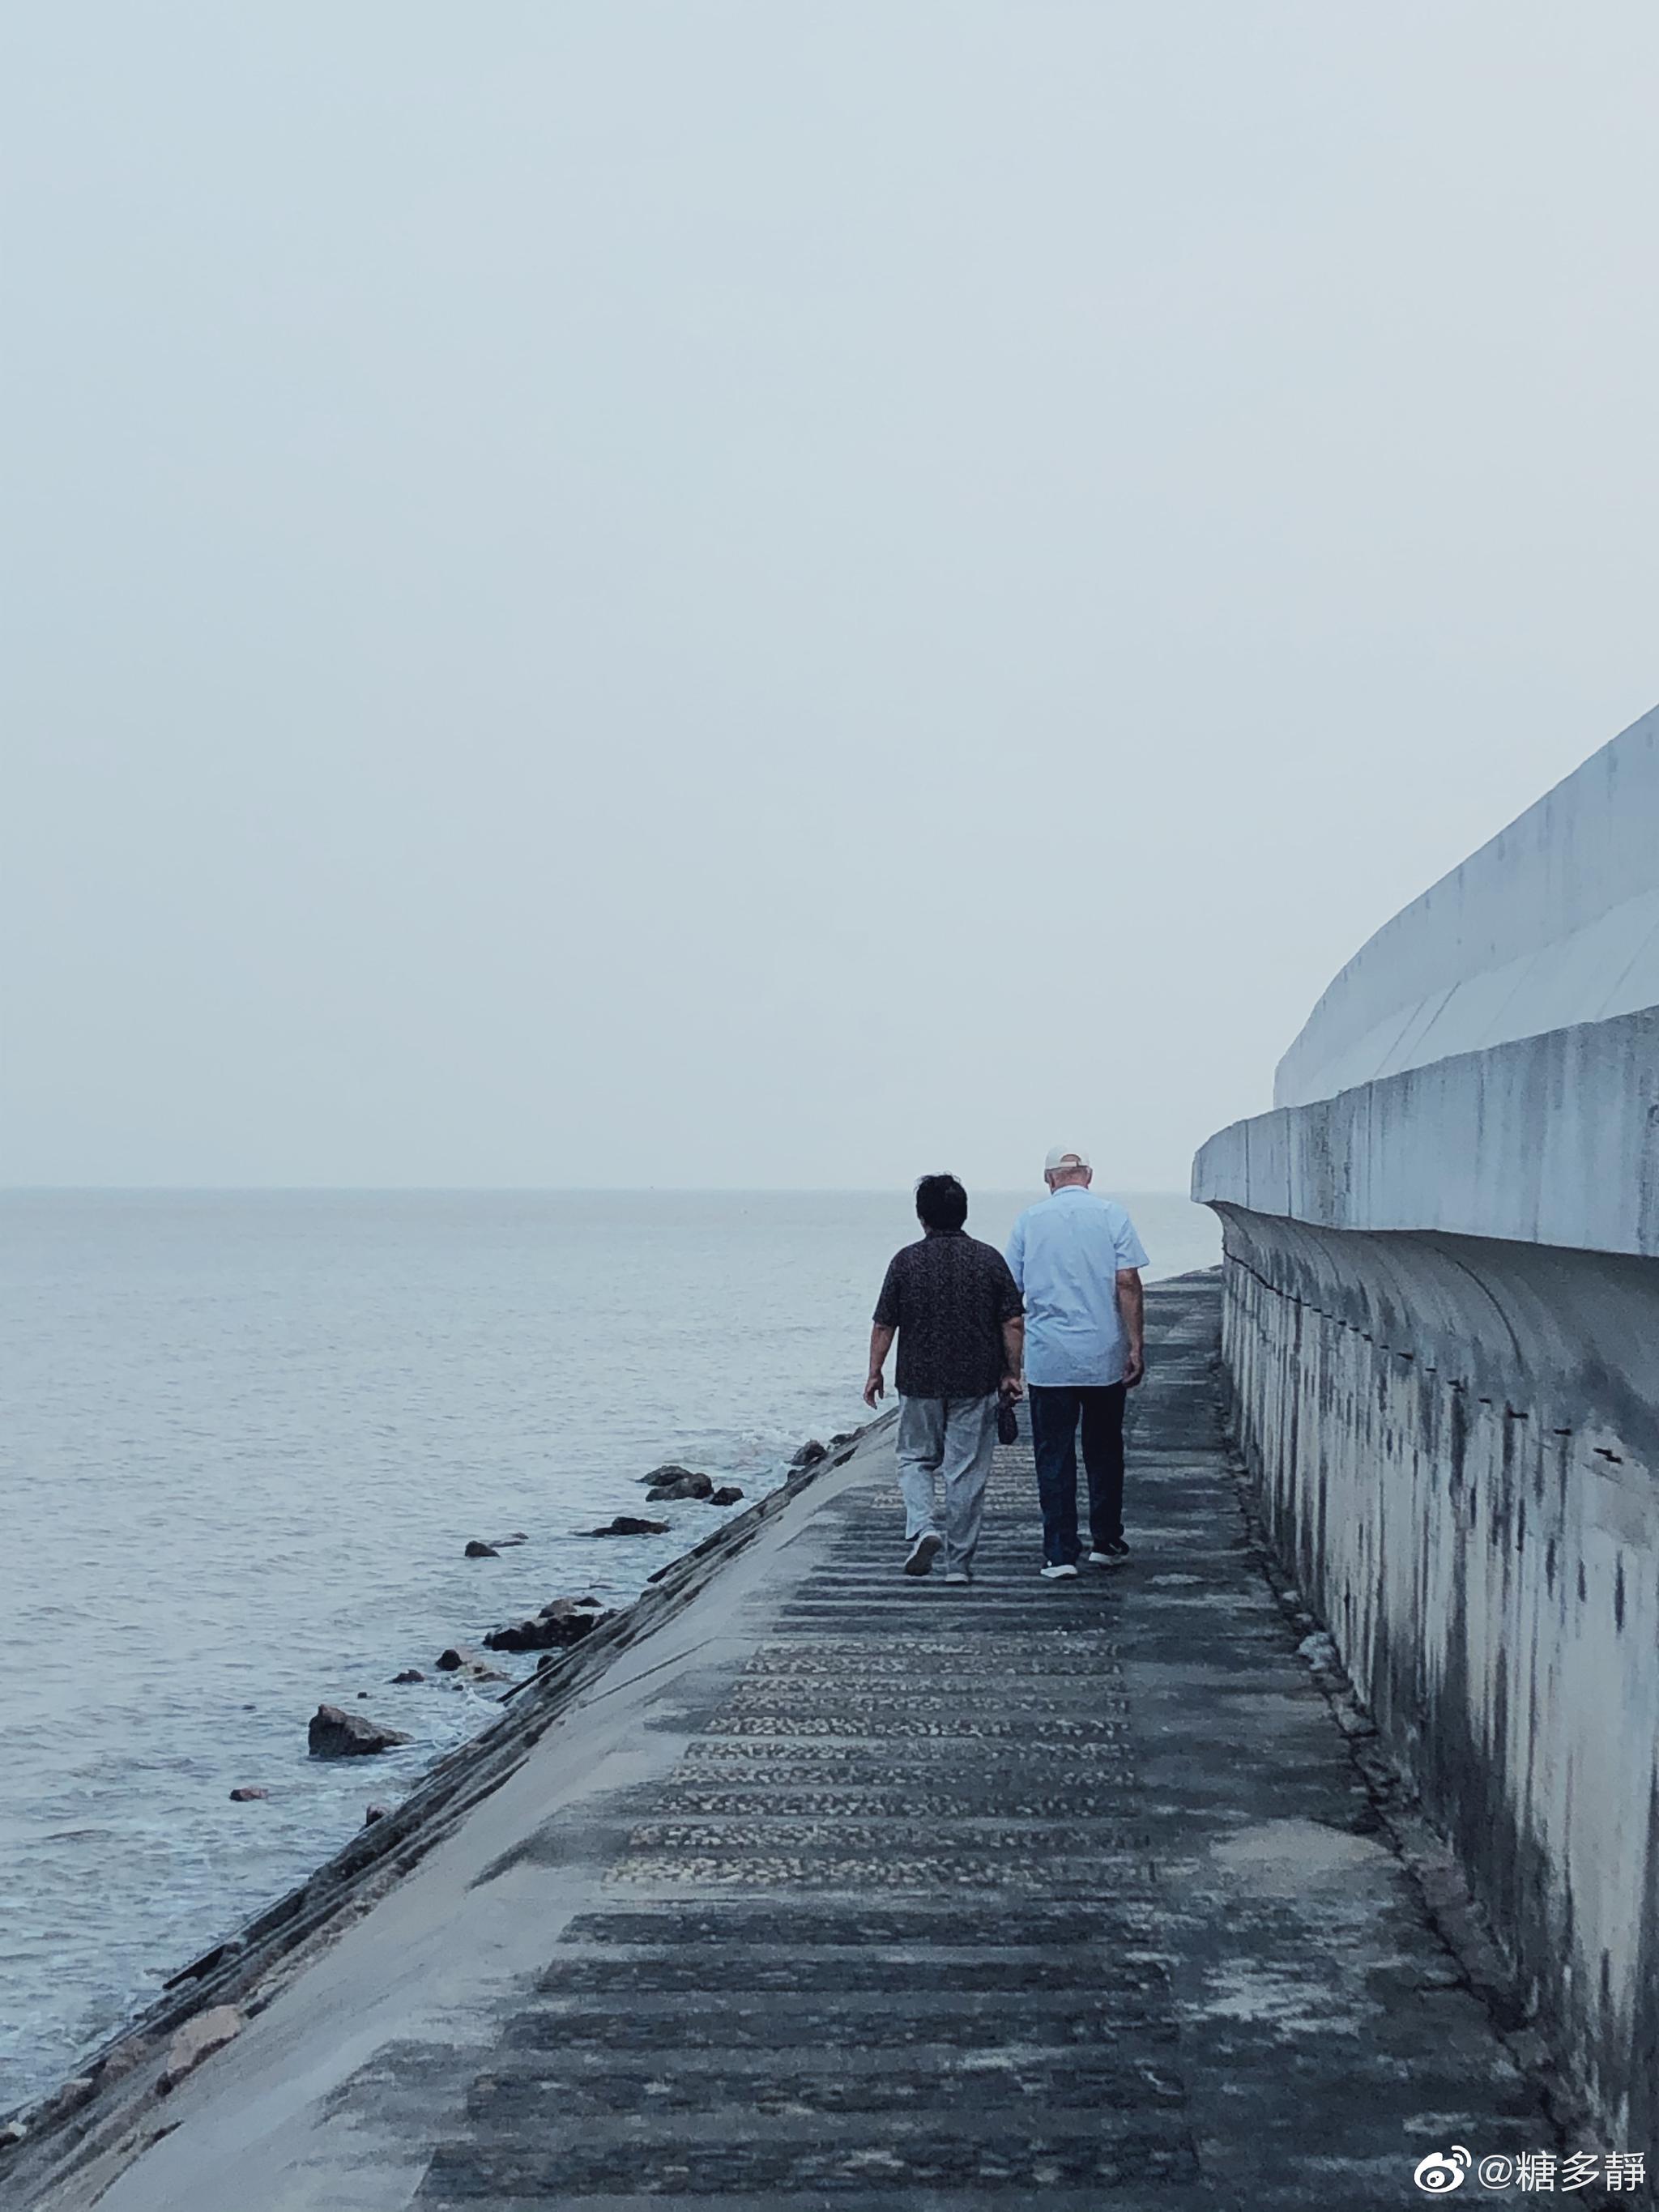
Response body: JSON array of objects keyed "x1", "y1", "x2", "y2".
[{"x1": 1005, "y1": 1187, "x2": 1149, "y2": 1387}]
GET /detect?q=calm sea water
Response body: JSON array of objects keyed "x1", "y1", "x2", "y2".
[{"x1": 0, "y1": 1188, "x2": 1218, "y2": 2108}]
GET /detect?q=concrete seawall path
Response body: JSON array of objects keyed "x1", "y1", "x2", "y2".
[{"x1": 43, "y1": 1274, "x2": 1546, "y2": 2210}]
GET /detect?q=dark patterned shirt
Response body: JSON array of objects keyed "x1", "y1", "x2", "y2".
[{"x1": 872, "y1": 1230, "x2": 1024, "y2": 1400}]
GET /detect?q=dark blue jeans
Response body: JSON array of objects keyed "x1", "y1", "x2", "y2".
[{"x1": 1028, "y1": 1383, "x2": 1128, "y2": 1565}]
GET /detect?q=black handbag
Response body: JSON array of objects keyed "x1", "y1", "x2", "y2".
[{"x1": 996, "y1": 1396, "x2": 1019, "y2": 1447}]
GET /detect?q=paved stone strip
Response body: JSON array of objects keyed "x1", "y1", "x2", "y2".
[
  {"x1": 415, "y1": 1275, "x2": 1550, "y2": 2210},
  {"x1": 420, "y1": 1353, "x2": 1187, "y2": 2203}
]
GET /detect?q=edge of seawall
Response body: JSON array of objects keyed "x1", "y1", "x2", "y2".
[{"x1": 0, "y1": 1415, "x2": 892, "y2": 2205}]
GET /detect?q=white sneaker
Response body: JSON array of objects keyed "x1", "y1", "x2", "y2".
[
  {"x1": 943, "y1": 1570, "x2": 971, "y2": 1585},
  {"x1": 1039, "y1": 1562, "x2": 1079, "y2": 1580},
  {"x1": 904, "y1": 1532, "x2": 942, "y2": 1577}
]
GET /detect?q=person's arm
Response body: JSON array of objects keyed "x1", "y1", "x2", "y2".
[
  {"x1": 864, "y1": 1323, "x2": 896, "y2": 1408},
  {"x1": 996, "y1": 1249, "x2": 1026, "y2": 1398},
  {"x1": 867, "y1": 1256, "x2": 902, "y2": 1407},
  {"x1": 1116, "y1": 1268, "x2": 1145, "y2": 1387},
  {"x1": 1000, "y1": 1314, "x2": 1025, "y2": 1398}
]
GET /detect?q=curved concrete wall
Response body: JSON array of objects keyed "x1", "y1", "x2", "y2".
[
  {"x1": 1274, "y1": 701, "x2": 1659, "y2": 1113},
  {"x1": 1194, "y1": 700, "x2": 1659, "y2": 2139},
  {"x1": 1198, "y1": 1005, "x2": 1659, "y2": 1259},
  {"x1": 1214, "y1": 1213, "x2": 1659, "y2": 2146}
]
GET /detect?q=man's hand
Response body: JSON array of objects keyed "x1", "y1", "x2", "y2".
[
  {"x1": 1116, "y1": 1269, "x2": 1145, "y2": 1391},
  {"x1": 864, "y1": 1321, "x2": 896, "y2": 1410},
  {"x1": 1000, "y1": 1372, "x2": 1024, "y2": 1402}
]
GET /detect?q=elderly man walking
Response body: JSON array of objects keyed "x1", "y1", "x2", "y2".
[
  {"x1": 1007, "y1": 1147, "x2": 1149, "y2": 1579},
  {"x1": 864, "y1": 1174, "x2": 1025, "y2": 1584}
]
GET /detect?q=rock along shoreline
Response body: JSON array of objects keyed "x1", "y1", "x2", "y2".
[{"x1": 0, "y1": 1421, "x2": 881, "y2": 2197}]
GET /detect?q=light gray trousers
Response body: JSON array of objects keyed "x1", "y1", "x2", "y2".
[{"x1": 895, "y1": 1392, "x2": 999, "y2": 1574}]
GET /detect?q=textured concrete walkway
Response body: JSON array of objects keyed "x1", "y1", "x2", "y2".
[{"x1": 75, "y1": 1272, "x2": 1544, "y2": 2210}]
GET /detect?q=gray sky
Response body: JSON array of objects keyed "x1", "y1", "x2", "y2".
[{"x1": 5, "y1": 3, "x2": 1657, "y2": 1191}]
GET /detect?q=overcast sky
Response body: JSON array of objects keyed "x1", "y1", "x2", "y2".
[{"x1": 4, "y1": 3, "x2": 1657, "y2": 1191}]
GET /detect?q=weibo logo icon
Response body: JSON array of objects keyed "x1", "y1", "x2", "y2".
[{"x1": 1413, "y1": 2147, "x2": 1472, "y2": 2193}]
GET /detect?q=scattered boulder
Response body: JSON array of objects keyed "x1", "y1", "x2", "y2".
[
  {"x1": 710, "y1": 1485, "x2": 744, "y2": 1507},
  {"x1": 363, "y1": 1802, "x2": 391, "y2": 1826},
  {"x1": 391, "y1": 1669, "x2": 424, "y2": 1685},
  {"x1": 307, "y1": 1704, "x2": 412, "y2": 1759},
  {"x1": 485, "y1": 1617, "x2": 549, "y2": 1654},
  {"x1": 463, "y1": 1540, "x2": 499, "y2": 1558},
  {"x1": 486, "y1": 1601, "x2": 615, "y2": 1653},
  {"x1": 638, "y1": 1463, "x2": 697, "y2": 1487},
  {"x1": 829, "y1": 1430, "x2": 859, "y2": 1447},
  {"x1": 645, "y1": 1469, "x2": 714, "y2": 1502},
  {"x1": 790, "y1": 1439, "x2": 828, "y2": 1468},
  {"x1": 228, "y1": 1786, "x2": 268, "y2": 1803},
  {"x1": 0, "y1": 2119, "x2": 26, "y2": 2146},
  {"x1": 158, "y1": 2006, "x2": 242, "y2": 2096},
  {"x1": 435, "y1": 1646, "x2": 508, "y2": 1681},
  {"x1": 93, "y1": 2037, "x2": 152, "y2": 2087},
  {"x1": 587, "y1": 1515, "x2": 669, "y2": 1537},
  {"x1": 29, "y1": 2078, "x2": 95, "y2": 2127}
]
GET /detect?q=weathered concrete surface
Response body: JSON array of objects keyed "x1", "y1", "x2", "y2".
[
  {"x1": 1193, "y1": 703, "x2": 1659, "y2": 2146},
  {"x1": 1216, "y1": 1217, "x2": 1659, "y2": 2154},
  {"x1": 1194, "y1": 1004, "x2": 1659, "y2": 1255},
  {"x1": 1273, "y1": 701, "x2": 1659, "y2": 1110},
  {"x1": 12, "y1": 1275, "x2": 1553, "y2": 2210},
  {"x1": 1196, "y1": 701, "x2": 1659, "y2": 1256}
]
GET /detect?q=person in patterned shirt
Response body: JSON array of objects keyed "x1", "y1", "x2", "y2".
[{"x1": 864, "y1": 1174, "x2": 1026, "y2": 1584}]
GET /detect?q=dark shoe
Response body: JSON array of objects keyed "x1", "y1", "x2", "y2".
[
  {"x1": 904, "y1": 1532, "x2": 942, "y2": 1577},
  {"x1": 1086, "y1": 1539, "x2": 1131, "y2": 1566}
]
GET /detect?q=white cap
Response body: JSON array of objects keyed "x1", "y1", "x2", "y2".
[{"x1": 1044, "y1": 1145, "x2": 1090, "y2": 1173}]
